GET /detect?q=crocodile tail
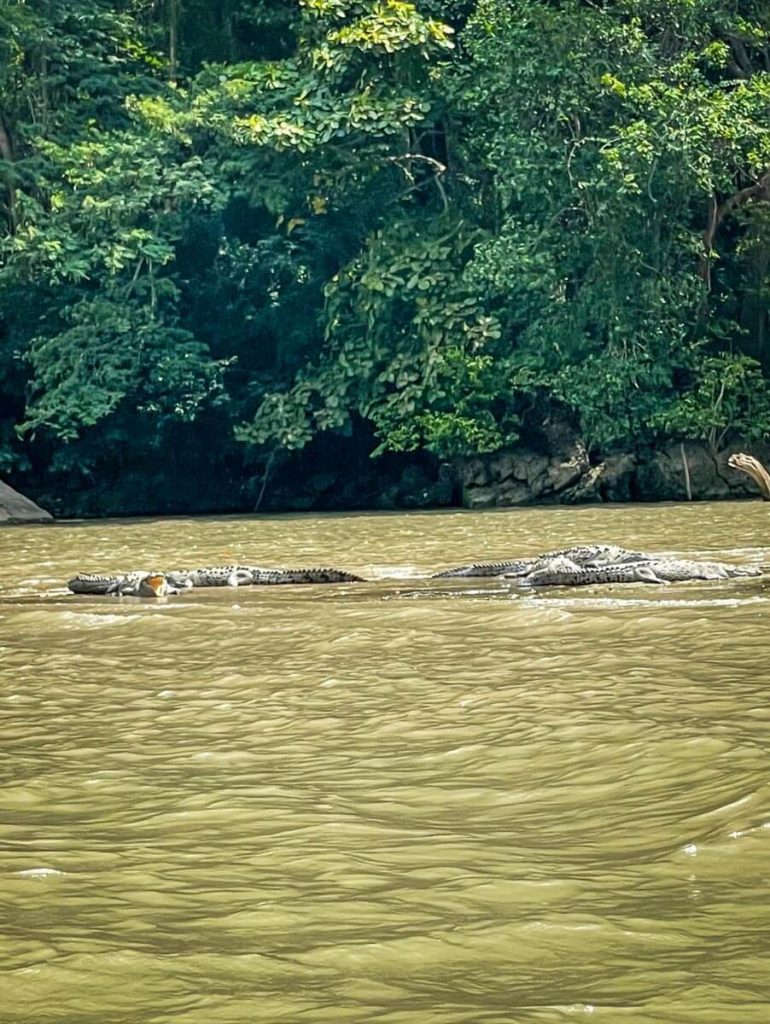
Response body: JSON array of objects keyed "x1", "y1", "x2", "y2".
[
  {"x1": 249, "y1": 568, "x2": 366, "y2": 585},
  {"x1": 721, "y1": 563, "x2": 762, "y2": 577},
  {"x1": 307, "y1": 568, "x2": 366, "y2": 583},
  {"x1": 432, "y1": 559, "x2": 534, "y2": 578}
]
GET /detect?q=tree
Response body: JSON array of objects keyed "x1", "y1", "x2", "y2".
[
  {"x1": 457, "y1": 0, "x2": 770, "y2": 449},
  {"x1": 1, "y1": 0, "x2": 769, "y2": 514}
]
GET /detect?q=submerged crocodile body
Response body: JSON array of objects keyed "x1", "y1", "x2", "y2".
[{"x1": 432, "y1": 544, "x2": 651, "y2": 578}]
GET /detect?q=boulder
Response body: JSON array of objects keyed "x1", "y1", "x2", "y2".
[
  {"x1": 460, "y1": 443, "x2": 591, "y2": 507},
  {"x1": 457, "y1": 457, "x2": 490, "y2": 488},
  {"x1": 0, "y1": 480, "x2": 54, "y2": 524},
  {"x1": 516, "y1": 452, "x2": 551, "y2": 489},
  {"x1": 464, "y1": 485, "x2": 502, "y2": 509}
]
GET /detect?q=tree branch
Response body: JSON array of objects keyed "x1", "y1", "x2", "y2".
[
  {"x1": 699, "y1": 171, "x2": 770, "y2": 286},
  {"x1": 388, "y1": 153, "x2": 448, "y2": 211}
]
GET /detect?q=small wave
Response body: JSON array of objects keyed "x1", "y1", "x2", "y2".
[
  {"x1": 383, "y1": 585, "x2": 515, "y2": 601},
  {"x1": 528, "y1": 594, "x2": 768, "y2": 610},
  {"x1": 15, "y1": 867, "x2": 64, "y2": 878},
  {"x1": 58, "y1": 611, "x2": 144, "y2": 627},
  {"x1": 368, "y1": 565, "x2": 425, "y2": 580}
]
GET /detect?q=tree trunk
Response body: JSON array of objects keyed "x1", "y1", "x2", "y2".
[
  {"x1": 168, "y1": 0, "x2": 180, "y2": 82},
  {"x1": 221, "y1": 0, "x2": 235, "y2": 61},
  {"x1": 680, "y1": 442, "x2": 692, "y2": 501},
  {"x1": 0, "y1": 115, "x2": 18, "y2": 233}
]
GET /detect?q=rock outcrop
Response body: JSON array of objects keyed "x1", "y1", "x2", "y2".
[
  {"x1": 0, "y1": 480, "x2": 54, "y2": 524},
  {"x1": 456, "y1": 440, "x2": 770, "y2": 508}
]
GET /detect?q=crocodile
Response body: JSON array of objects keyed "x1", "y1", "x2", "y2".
[
  {"x1": 515, "y1": 555, "x2": 761, "y2": 588},
  {"x1": 170, "y1": 565, "x2": 367, "y2": 587},
  {"x1": 67, "y1": 564, "x2": 365, "y2": 595},
  {"x1": 432, "y1": 544, "x2": 653, "y2": 578},
  {"x1": 67, "y1": 572, "x2": 189, "y2": 597},
  {"x1": 518, "y1": 557, "x2": 665, "y2": 587},
  {"x1": 66, "y1": 547, "x2": 760, "y2": 596}
]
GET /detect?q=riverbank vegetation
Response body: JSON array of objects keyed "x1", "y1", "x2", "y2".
[{"x1": 1, "y1": 0, "x2": 769, "y2": 515}]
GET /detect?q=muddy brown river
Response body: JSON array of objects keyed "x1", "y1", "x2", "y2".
[{"x1": 1, "y1": 502, "x2": 769, "y2": 1022}]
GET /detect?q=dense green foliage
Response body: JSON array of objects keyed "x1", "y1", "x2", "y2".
[{"x1": 1, "y1": 0, "x2": 769, "y2": 513}]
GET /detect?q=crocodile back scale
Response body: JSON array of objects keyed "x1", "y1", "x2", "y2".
[
  {"x1": 168, "y1": 565, "x2": 367, "y2": 587},
  {"x1": 247, "y1": 567, "x2": 366, "y2": 585},
  {"x1": 167, "y1": 566, "x2": 252, "y2": 587},
  {"x1": 431, "y1": 558, "x2": 537, "y2": 579},
  {"x1": 432, "y1": 543, "x2": 652, "y2": 578},
  {"x1": 518, "y1": 557, "x2": 665, "y2": 587},
  {"x1": 68, "y1": 572, "x2": 130, "y2": 595},
  {"x1": 515, "y1": 556, "x2": 762, "y2": 587}
]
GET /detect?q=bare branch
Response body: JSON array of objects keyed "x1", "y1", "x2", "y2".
[
  {"x1": 728, "y1": 452, "x2": 770, "y2": 501},
  {"x1": 388, "y1": 153, "x2": 449, "y2": 211}
]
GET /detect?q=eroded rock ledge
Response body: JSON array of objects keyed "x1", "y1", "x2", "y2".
[{"x1": 456, "y1": 441, "x2": 770, "y2": 508}]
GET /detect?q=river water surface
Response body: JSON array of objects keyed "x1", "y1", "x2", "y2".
[{"x1": 1, "y1": 502, "x2": 769, "y2": 1023}]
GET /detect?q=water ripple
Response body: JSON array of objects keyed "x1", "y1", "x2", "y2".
[{"x1": 1, "y1": 503, "x2": 769, "y2": 1023}]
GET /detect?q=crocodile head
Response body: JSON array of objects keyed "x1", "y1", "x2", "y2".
[{"x1": 141, "y1": 574, "x2": 168, "y2": 597}]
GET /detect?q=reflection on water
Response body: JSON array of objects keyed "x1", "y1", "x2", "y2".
[{"x1": 1, "y1": 502, "x2": 769, "y2": 1023}]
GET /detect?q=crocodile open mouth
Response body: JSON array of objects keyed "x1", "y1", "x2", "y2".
[{"x1": 144, "y1": 574, "x2": 166, "y2": 596}]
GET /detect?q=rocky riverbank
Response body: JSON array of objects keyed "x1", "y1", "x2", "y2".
[
  {"x1": 455, "y1": 441, "x2": 770, "y2": 508},
  {"x1": 7, "y1": 440, "x2": 768, "y2": 520},
  {"x1": 258, "y1": 439, "x2": 770, "y2": 513}
]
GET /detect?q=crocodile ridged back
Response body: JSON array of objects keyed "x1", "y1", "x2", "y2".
[
  {"x1": 247, "y1": 567, "x2": 366, "y2": 585},
  {"x1": 172, "y1": 565, "x2": 367, "y2": 586},
  {"x1": 521, "y1": 558, "x2": 661, "y2": 587},
  {"x1": 432, "y1": 559, "x2": 535, "y2": 579},
  {"x1": 432, "y1": 544, "x2": 652, "y2": 579},
  {"x1": 67, "y1": 571, "x2": 152, "y2": 595}
]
